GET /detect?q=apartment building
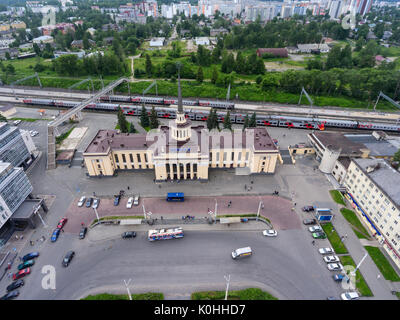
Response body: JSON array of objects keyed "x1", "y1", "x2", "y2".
[{"x1": 344, "y1": 158, "x2": 400, "y2": 268}]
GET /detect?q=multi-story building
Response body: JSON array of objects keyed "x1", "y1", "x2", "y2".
[
  {"x1": 0, "y1": 162, "x2": 33, "y2": 230},
  {"x1": 84, "y1": 76, "x2": 282, "y2": 180},
  {"x1": 344, "y1": 158, "x2": 400, "y2": 268},
  {"x1": 0, "y1": 123, "x2": 36, "y2": 170}
]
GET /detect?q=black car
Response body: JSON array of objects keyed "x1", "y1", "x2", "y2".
[
  {"x1": 62, "y1": 251, "x2": 75, "y2": 267},
  {"x1": 302, "y1": 206, "x2": 314, "y2": 212},
  {"x1": 114, "y1": 195, "x2": 121, "y2": 206},
  {"x1": 303, "y1": 218, "x2": 317, "y2": 225},
  {"x1": 122, "y1": 231, "x2": 136, "y2": 239},
  {"x1": 6, "y1": 279, "x2": 24, "y2": 292},
  {"x1": 22, "y1": 252, "x2": 39, "y2": 262},
  {"x1": 85, "y1": 197, "x2": 93, "y2": 208},
  {"x1": 0, "y1": 290, "x2": 19, "y2": 300},
  {"x1": 79, "y1": 227, "x2": 87, "y2": 239}
]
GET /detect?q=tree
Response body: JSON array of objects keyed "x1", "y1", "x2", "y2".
[
  {"x1": 129, "y1": 122, "x2": 136, "y2": 133},
  {"x1": 243, "y1": 114, "x2": 249, "y2": 130},
  {"x1": 197, "y1": 66, "x2": 204, "y2": 83},
  {"x1": 249, "y1": 112, "x2": 257, "y2": 127},
  {"x1": 117, "y1": 107, "x2": 128, "y2": 133},
  {"x1": 0, "y1": 114, "x2": 7, "y2": 122},
  {"x1": 145, "y1": 54, "x2": 152, "y2": 77},
  {"x1": 212, "y1": 109, "x2": 219, "y2": 130},
  {"x1": 140, "y1": 105, "x2": 150, "y2": 128},
  {"x1": 150, "y1": 106, "x2": 159, "y2": 129},
  {"x1": 223, "y1": 111, "x2": 232, "y2": 130},
  {"x1": 211, "y1": 66, "x2": 218, "y2": 84},
  {"x1": 394, "y1": 149, "x2": 400, "y2": 163}
]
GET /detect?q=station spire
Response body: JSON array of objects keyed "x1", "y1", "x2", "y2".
[{"x1": 176, "y1": 62, "x2": 183, "y2": 113}]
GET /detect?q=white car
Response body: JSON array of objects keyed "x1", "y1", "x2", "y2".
[
  {"x1": 341, "y1": 292, "x2": 359, "y2": 300},
  {"x1": 133, "y1": 195, "x2": 139, "y2": 206},
  {"x1": 77, "y1": 196, "x2": 86, "y2": 207},
  {"x1": 13, "y1": 120, "x2": 21, "y2": 125},
  {"x1": 319, "y1": 247, "x2": 334, "y2": 255},
  {"x1": 262, "y1": 229, "x2": 277, "y2": 237},
  {"x1": 29, "y1": 130, "x2": 38, "y2": 137},
  {"x1": 309, "y1": 226, "x2": 322, "y2": 233},
  {"x1": 323, "y1": 255, "x2": 340, "y2": 263},
  {"x1": 126, "y1": 197, "x2": 133, "y2": 209},
  {"x1": 327, "y1": 263, "x2": 343, "y2": 271}
]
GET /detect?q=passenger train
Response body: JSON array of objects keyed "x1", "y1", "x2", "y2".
[
  {"x1": 99, "y1": 95, "x2": 235, "y2": 110},
  {"x1": 22, "y1": 98, "x2": 400, "y2": 132}
]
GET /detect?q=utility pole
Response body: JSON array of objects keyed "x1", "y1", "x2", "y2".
[
  {"x1": 123, "y1": 278, "x2": 132, "y2": 300},
  {"x1": 351, "y1": 252, "x2": 368, "y2": 276},
  {"x1": 214, "y1": 199, "x2": 218, "y2": 224},
  {"x1": 224, "y1": 274, "x2": 231, "y2": 300},
  {"x1": 257, "y1": 200, "x2": 264, "y2": 222}
]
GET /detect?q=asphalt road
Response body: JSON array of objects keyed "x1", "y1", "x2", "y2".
[{"x1": 11, "y1": 229, "x2": 343, "y2": 300}]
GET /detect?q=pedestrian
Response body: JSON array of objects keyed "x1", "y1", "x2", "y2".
[
  {"x1": 312, "y1": 240, "x2": 315, "y2": 245},
  {"x1": 244, "y1": 184, "x2": 247, "y2": 190},
  {"x1": 15, "y1": 235, "x2": 19, "y2": 240},
  {"x1": 127, "y1": 186, "x2": 130, "y2": 190},
  {"x1": 377, "y1": 274, "x2": 381, "y2": 279},
  {"x1": 161, "y1": 216, "x2": 163, "y2": 220},
  {"x1": 81, "y1": 222, "x2": 84, "y2": 226},
  {"x1": 20, "y1": 235, "x2": 23, "y2": 240}
]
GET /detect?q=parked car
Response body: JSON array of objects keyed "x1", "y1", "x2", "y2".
[
  {"x1": 6, "y1": 279, "x2": 24, "y2": 292},
  {"x1": 79, "y1": 227, "x2": 87, "y2": 239},
  {"x1": 333, "y1": 274, "x2": 350, "y2": 283},
  {"x1": 327, "y1": 263, "x2": 344, "y2": 271},
  {"x1": 312, "y1": 231, "x2": 327, "y2": 239},
  {"x1": 0, "y1": 290, "x2": 19, "y2": 300},
  {"x1": 92, "y1": 198, "x2": 100, "y2": 209},
  {"x1": 126, "y1": 197, "x2": 133, "y2": 209},
  {"x1": 122, "y1": 231, "x2": 136, "y2": 239},
  {"x1": 262, "y1": 229, "x2": 277, "y2": 237},
  {"x1": 30, "y1": 130, "x2": 38, "y2": 137},
  {"x1": 22, "y1": 252, "x2": 39, "y2": 262},
  {"x1": 341, "y1": 292, "x2": 359, "y2": 300},
  {"x1": 56, "y1": 217, "x2": 68, "y2": 229},
  {"x1": 77, "y1": 196, "x2": 86, "y2": 207},
  {"x1": 303, "y1": 219, "x2": 317, "y2": 225},
  {"x1": 12, "y1": 268, "x2": 31, "y2": 280},
  {"x1": 134, "y1": 195, "x2": 140, "y2": 206},
  {"x1": 17, "y1": 259, "x2": 35, "y2": 270},
  {"x1": 319, "y1": 247, "x2": 334, "y2": 255},
  {"x1": 324, "y1": 255, "x2": 340, "y2": 263},
  {"x1": 13, "y1": 120, "x2": 21, "y2": 125},
  {"x1": 51, "y1": 229, "x2": 61, "y2": 242},
  {"x1": 309, "y1": 226, "x2": 322, "y2": 233},
  {"x1": 114, "y1": 195, "x2": 121, "y2": 206},
  {"x1": 85, "y1": 197, "x2": 93, "y2": 208},
  {"x1": 302, "y1": 206, "x2": 314, "y2": 212},
  {"x1": 62, "y1": 251, "x2": 75, "y2": 267}
]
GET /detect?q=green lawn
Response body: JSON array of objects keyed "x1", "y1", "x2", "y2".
[
  {"x1": 329, "y1": 190, "x2": 346, "y2": 206},
  {"x1": 340, "y1": 208, "x2": 371, "y2": 240},
  {"x1": 191, "y1": 288, "x2": 278, "y2": 300},
  {"x1": 364, "y1": 246, "x2": 400, "y2": 282},
  {"x1": 82, "y1": 292, "x2": 164, "y2": 300},
  {"x1": 339, "y1": 255, "x2": 373, "y2": 297},
  {"x1": 321, "y1": 222, "x2": 348, "y2": 254}
]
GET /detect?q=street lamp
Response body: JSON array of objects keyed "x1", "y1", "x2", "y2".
[
  {"x1": 93, "y1": 207, "x2": 100, "y2": 223},
  {"x1": 123, "y1": 278, "x2": 132, "y2": 301},
  {"x1": 257, "y1": 200, "x2": 264, "y2": 222},
  {"x1": 224, "y1": 274, "x2": 231, "y2": 300},
  {"x1": 351, "y1": 252, "x2": 368, "y2": 277},
  {"x1": 214, "y1": 199, "x2": 218, "y2": 224}
]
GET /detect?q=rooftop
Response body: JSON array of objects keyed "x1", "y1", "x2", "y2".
[
  {"x1": 345, "y1": 134, "x2": 398, "y2": 157},
  {"x1": 310, "y1": 132, "x2": 366, "y2": 155},
  {"x1": 352, "y1": 158, "x2": 400, "y2": 207}
]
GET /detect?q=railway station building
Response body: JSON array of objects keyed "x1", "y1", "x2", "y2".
[{"x1": 83, "y1": 115, "x2": 283, "y2": 180}]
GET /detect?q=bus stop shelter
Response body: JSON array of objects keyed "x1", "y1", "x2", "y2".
[{"x1": 219, "y1": 217, "x2": 241, "y2": 224}]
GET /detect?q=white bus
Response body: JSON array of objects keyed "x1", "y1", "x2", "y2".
[
  {"x1": 148, "y1": 227, "x2": 184, "y2": 241},
  {"x1": 231, "y1": 247, "x2": 253, "y2": 259}
]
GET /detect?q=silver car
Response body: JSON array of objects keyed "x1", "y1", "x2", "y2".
[
  {"x1": 77, "y1": 196, "x2": 86, "y2": 207},
  {"x1": 133, "y1": 195, "x2": 139, "y2": 206},
  {"x1": 323, "y1": 255, "x2": 340, "y2": 263}
]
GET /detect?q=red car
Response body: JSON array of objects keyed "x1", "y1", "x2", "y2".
[
  {"x1": 12, "y1": 268, "x2": 31, "y2": 280},
  {"x1": 57, "y1": 218, "x2": 68, "y2": 229}
]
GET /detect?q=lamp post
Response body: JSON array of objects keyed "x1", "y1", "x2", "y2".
[
  {"x1": 93, "y1": 207, "x2": 100, "y2": 223},
  {"x1": 214, "y1": 199, "x2": 218, "y2": 224},
  {"x1": 351, "y1": 252, "x2": 368, "y2": 276},
  {"x1": 257, "y1": 201, "x2": 264, "y2": 222},
  {"x1": 224, "y1": 274, "x2": 231, "y2": 300},
  {"x1": 123, "y1": 278, "x2": 132, "y2": 300}
]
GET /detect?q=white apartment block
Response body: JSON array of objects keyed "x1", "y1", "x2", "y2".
[{"x1": 344, "y1": 158, "x2": 400, "y2": 269}]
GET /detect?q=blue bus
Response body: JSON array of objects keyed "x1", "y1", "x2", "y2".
[{"x1": 166, "y1": 192, "x2": 184, "y2": 202}]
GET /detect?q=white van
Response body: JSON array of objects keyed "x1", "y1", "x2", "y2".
[
  {"x1": 341, "y1": 292, "x2": 359, "y2": 300},
  {"x1": 231, "y1": 247, "x2": 252, "y2": 259}
]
